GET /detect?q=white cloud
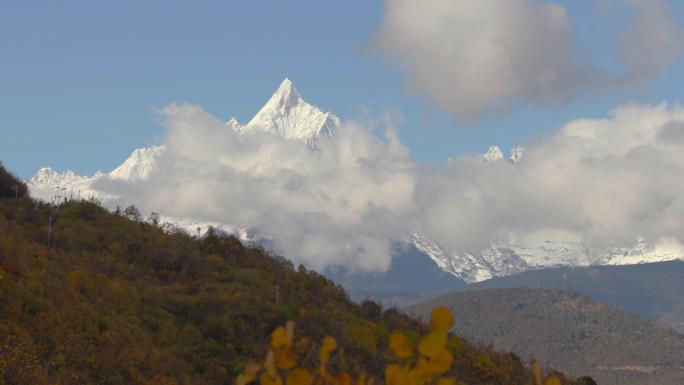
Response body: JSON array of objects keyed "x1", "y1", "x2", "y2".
[
  {"x1": 90, "y1": 102, "x2": 684, "y2": 273},
  {"x1": 372, "y1": 0, "x2": 682, "y2": 118},
  {"x1": 101, "y1": 104, "x2": 416, "y2": 273},
  {"x1": 417, "y1": 103, "x2": 684, "y2": 254}
]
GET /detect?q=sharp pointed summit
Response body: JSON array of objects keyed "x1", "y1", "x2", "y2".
[
  {"x1": 239, "y1": 78, "x2": 340, "y2": 148},
  {"x1": 265, "y1": 78, "x2": 301, "y2": 110}
]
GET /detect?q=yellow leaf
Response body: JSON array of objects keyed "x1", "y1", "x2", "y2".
[
  {"x1": 336, "y1": 373, "x2": 353, "y2": 385},
  {"x1": 320, "y1": 336, "x2": 337, "y2": 366},
  {"x1": 532, "y1": 361, "x2": 543, "y2": 385},
  {"x1": 430, "y1": 307, "x2": 454, "y2": 332},
  {"x1": 322, "y1": 336, "x2": 337, "y2": 353},
  {"x1": 320, "y1": 351, "x2": 331, "y2": 367},
  {"x1": 418, "y1": 331, "x2": 447, "y2": 357},
  {"x1": 237, "y1": 373, "x2": 255, "y2": 385},
  {"x1": 265, "y1": 351, "x2": 277, "y2": 377},
  {"x1": 275, "y1": 348, "x2": 297, "y2": 370},
  {"x1": 272, "y1": 327, "x2": 291, "y2": 349},
  {"x1": 286, "y1": 368, "x2": 313, "y2": 385},
  {"x1": 428, "y1": 348, "x2": 453, "y2": 373},
  {"x1": 259, "y1": 372, "x2": 283, "y2": 385},
  {"x1": 389, "y1": 332, "x2": 413, "y2": 358},
  {"x1": 544, "y1": 376, "x2": 561, "y2": 385},
  {"x1": 412, "y1": 358, "x2": 433, "y2": 383},
  {"x1": 436, "y1": 379, "x2": 455, "y2": 385},
  {"x1": 384, "y1": 364, "x2": 401, "y2": 385}
]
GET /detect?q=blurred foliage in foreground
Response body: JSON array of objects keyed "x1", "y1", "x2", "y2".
[
  {"x1": 0, "y1": 163, "x2": 591, "y2": 384},
  {"x1": 238, "y1": 307, "x2": 583, "y2": 385}
]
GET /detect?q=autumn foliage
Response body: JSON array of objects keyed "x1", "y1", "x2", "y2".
[
  {"x1": 0, "y1": 164, "x2": 589, "y2": 385},
  {"x1": 237, "y1": 307, "x2": 575, "y2": 385}
]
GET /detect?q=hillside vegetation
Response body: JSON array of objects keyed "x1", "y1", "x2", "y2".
[
  {"x1": 0, "y1": 164, "x2": 589, "y2": 384},
  {"x1": 409, "y1": 288, "x2": 684, "y2": 385},
  {"x1": 0, "y1": 163, "x2": 27, "y2": 199}
]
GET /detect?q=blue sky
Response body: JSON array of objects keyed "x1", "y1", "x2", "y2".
[{"x1": 2, "y1": 0, "x2": 684, "y2": 179}]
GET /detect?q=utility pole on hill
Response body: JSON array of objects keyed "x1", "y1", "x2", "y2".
[
  {"x1": 275, "y1": 281, "x2": 280, "y2": 306},
  {"x1": 48, "y1": 214, "x2": 54, "y2": 248},
  {"x1": 10, "y1": 185, "x2": 17, "y2": 199},
  {"x1": 48, "y1": 210, "x2": 58, "y2": 248}
]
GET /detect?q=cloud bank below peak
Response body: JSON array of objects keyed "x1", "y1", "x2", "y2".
[
  {"x1": 29, "y1": 80, "x2": 684, "y2": 276},
  {"x1": 107, "y1": 103, "x2": 416, "y2": 273},
  {"x1": 418, "y1": 103, "x2": 684, "y2": 254},
  {"x1": 102, "y1": 101, "x2": 684, "y2": 274},
  {"x1": 372, "y1": 0, "x2": 683, "y2": 119}
]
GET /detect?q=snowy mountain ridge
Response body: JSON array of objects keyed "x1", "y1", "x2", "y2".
[
  {"x1": 109, "y1": 145, "x2": 165, "y2": 181},
  {"x1": 28, "y1": 79, "x2": 684, "y2": 284},
  {"x1": 410, "y1": 232, "x2": 684, "y2": 283}
]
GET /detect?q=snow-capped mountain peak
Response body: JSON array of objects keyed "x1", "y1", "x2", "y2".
[
  {"x1": 510, "y1": 145, "x2": 524, "y2": 163},
  {"x1": 109, "y1": 145, "x2": 165, "y2": 181},
  {"x1": 31, "y1": 166, "x2": 59, "y2": 185},
  {"x1": 225, "y1": 116, "x2": 241, "y2": 130},
  {"x1": 239, "y1": 78, "x2": 340, "y2": 147},
  {"x1": 28, "y1": 165, "x2": 107, "y2": 202},
  {"x1": 262, "y1": 77, "x2": 301, "y2": 110},
  {"x1": 30, "y1": 167, "x2": 85, "y2": 187},
  {"x1": 483, "y1": 146, "x2": 504, "y2": 162}
]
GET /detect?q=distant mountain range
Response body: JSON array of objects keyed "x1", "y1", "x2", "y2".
[
  {"x1": 27, "y1": 79, "x2": 684, "y2": 296},
  {"x1": 408, "y1": 288, "x2": 684, "y2": 385},
  {"x1": 458, "y1": 260, "x2": 684, "y2": 335}
]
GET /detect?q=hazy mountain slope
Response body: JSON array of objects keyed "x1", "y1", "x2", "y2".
[
  {"x1": 326, "y1": 243, "x2": 467, "y2": 307},
  {"x1": 408, "y1": 288, "x2": 684, "y2": 385},
  {"x1": 462, "y1": 261, "x2": 684, "y2": 334}
]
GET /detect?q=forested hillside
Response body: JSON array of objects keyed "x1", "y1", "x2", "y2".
[
  {"x1": 0, "y1": 164, "x2": 590, "y2": 384},
  {"x1": 0, "y1": 164, "x2": 27, "y2": 199},
  {"x1": 409, "y1": 288, "x2": 684, "y2": 385}
]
